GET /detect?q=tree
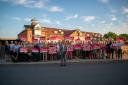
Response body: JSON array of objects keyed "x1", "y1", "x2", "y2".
[
  {"x1": 119, "y1": 34, "x2": 128, "y2": 41},
  {"x1": 103, "y1": 32, "x2": 118, "y2": 40}
]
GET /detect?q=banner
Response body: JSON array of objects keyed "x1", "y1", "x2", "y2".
[
  {"x1": 32, "y1": 48, "x2": 39, "y2": 52},
  {"x1": 83, "y1": 46, "x2": 91, "y2": 51},
  {"x1": 48, "y1": 47, "x2": 57, "y2": 54},
  {"x1": 40, "y1": 47, "x2": 48, "y2": 52},
  {"x1": 116, "y1": 37, "x2": 125, "y2": 42},
  {"x1": 67, "y1": 46, "x2": 73, "y2": 51},
  {"x1": 74, "y1": 45, "x2": 81, "y2": 50},
  {"x1": 20, "y1": 47, "x2": 28, "y2": 53}
]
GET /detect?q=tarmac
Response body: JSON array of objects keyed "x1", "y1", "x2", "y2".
[{"x1": 0, "y1": 57, "x2": 128, "y2": 65}]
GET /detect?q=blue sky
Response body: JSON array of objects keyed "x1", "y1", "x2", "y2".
[{"x1": 0, "y1": 0, "x2": 128, "y2": 38}]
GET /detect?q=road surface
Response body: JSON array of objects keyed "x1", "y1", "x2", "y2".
[{"x1": 0, "y1": 60, "x2": 128, "y2": 85}]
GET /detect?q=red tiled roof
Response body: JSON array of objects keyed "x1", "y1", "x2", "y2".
[
  {"x1": 20, "y1": 25, "x2": 102, "y2": 37},
  {"x1": 42, "y1": 27, "x2": 76, "y2": 36},
  {"x1": 63, "y1": 29, "x2": 76, "y2": 36},
  {"x1": 43, "y1": 27, "x2": 61, "y2": 31}
]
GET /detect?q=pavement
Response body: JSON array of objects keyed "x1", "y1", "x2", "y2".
[
  {"x1": 0, "y1": 57, "x2": 128, "y2": 65},
  {"x1": 0, "y1": 60, "x2": 128, "y2": 85}
]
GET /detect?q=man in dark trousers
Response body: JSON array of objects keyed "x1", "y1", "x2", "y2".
[
  {"x1": 106, "y1": 41, "x2": 112, "y2": 59},
  {"x1": 59, "y1": 42, "x2": 67, "y2": 66}
]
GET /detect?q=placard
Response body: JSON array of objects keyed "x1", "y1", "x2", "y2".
[
  {"x1": 40, "y1": 47, "x2": 48, "y2": 52},
  {"x1": 49, "y1": 47, "x2": 57, "y2": 54},
  {"x1": 20, "y1": 47, "x2": 28, "y2": 53},
  {"x1": 74, "y1": 45, "x2": 81, "y2": 50},
  {"x1": 32, "y1": 48, "x2": 39, "y2": 52},
  {"x1": 83, "y1": 46, "x2": 91, "y2": 51},
  {"x1": 67, "y1": 46, "x2": 73, "y2": 51}
]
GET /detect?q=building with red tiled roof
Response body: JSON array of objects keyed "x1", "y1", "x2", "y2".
[{"x1": 18, "y1": 18, "x2": 102, "y2": 43}]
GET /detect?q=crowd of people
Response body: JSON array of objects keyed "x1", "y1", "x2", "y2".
[{"x1": 0, "y1": 40, "x2": 127, "y2": 64}]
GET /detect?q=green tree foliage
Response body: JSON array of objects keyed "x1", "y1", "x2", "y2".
[
  {"x1": 119, "y1": 34, "x2": 128, "y2": 41},
  {"x1": 103, "y1": 32, "x2": 118, "y2": 40}
]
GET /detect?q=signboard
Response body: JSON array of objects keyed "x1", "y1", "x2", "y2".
[
  {"x1": 67, "y1": 46, "x2": 73, "y2": 51},
  {"x1": 48, "y1": 47, "x2": 57, "y2": 54},
  {"x1": 74, "y1": 45, "x2": 81, "y2": 50},
  {"x1": 40, "y1": 47, "x2": 48, "y2": 53},
  {"x1": 83, "y1": 46, "x2": 91, "y2": 51},
  {"x1": 32, "y1": 48, "x2": 39, "y2": 52},
  {"x1": 20, "y1": 47, "x2": 28, "y2": 53},
  {"x1": 117, "y1": 38, "x2": 125, "y2": 43}
]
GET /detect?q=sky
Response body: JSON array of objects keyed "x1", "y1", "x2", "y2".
[{"x1": 0, "y1": 0, "x2": 128, "y2": 38}]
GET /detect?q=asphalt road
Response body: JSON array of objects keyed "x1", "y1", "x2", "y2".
[{"x1": 0, "y1": 61, "x2": 128, "y2": 85}]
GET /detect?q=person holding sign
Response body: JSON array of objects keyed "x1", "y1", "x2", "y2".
[
  {"x1": 66, "y1": 44, "x2": 73, "y2": 60},
  {"x1": 74, "y1": 43, "x2": 81, "y2": 59},
  {"x1": 19, "y1": 44, "x2": 29, "y2": 61},
  {"x1": 31, "y1": 45, "x2": 40, "y2": 61},
  {"x1": 48, "y1": 44, "x2": 57, "y2": 61},
  {"x1": 40, "y1": 44, "x2": 48, "y2": 62}
]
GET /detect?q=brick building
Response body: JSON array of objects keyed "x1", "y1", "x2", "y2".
[{"x1": 18, "y1": 18, "x2": 102, "y2": 43}]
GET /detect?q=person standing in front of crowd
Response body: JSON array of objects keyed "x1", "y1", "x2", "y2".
[
  {"x1": 13, "y1": 42, "x2": 21, "y2": 62},
  {"x1": 111, "y1": 41, "x2": 118, "y2": 59},
  {"x1": 9, "y1": 41, "x2": 15, "y2": 62},
  {"x1": 56, "y1": 42, "x2": 61, "y2": 60},
  {"x1": 60, "y1": 41, "x2": 67, "y2": 66},
  {"x1": 5, "y1": 41, "x2": 10, "y2": 61},
  {"x1": 117, "y1": 41, "x2": 124, "y2": 59},
  {"x1": 106, "y1": 41, "x2": 112, "y2": 59}
]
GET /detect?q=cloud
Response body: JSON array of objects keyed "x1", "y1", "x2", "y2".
[
  {"x1": 25, "y1": 0, "x2": 44, "y2": 8},
  {"x1": 56, "y1": 20, "x2": 61, "y2": 25},
  {"x1": 110, "y1": 9, "x2": 117, "y2": 13},
  {"x1": 82, "y1": 16, "x2": 95, "y2": 22},
  {"x1": 49, "y1": 6, "x2": 63, "y2": 12},
  {"x1": 12, "y1": 17, "x2": 21, "y2": 21},
  {"x1": 98, "y1": 0, "x2": 109, "y2": 4},
  {"x1": 34, "y1": 0, "x2": 44, "y2": 8},
  {"x1": 122, "y1": 7, "x2": 128, "y2": 14},
  {"x1": 65, "y1": 14, "x2": 78, "y2": 20},
  {"x1": 24, "y1": 18, "x2": 31, "y2": 22},
  {"x1": 42, "y1": 18, "x2": 51, "y2": 23},
  {"x1": 1, "y1": 0, "x2": 45, "y2": 8},
  {"x1": 126, "y1": 15, "x2": 128, "y2": 18},
  {"x1": 111, "y1": 15, "x2": 117, "y2": 21},
  {"x1": 101, "y1": 20, "x2": 106, "y2": 24},
  {"x1": 12, "y1": 17, "x2": 32, "y2": 22}
]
